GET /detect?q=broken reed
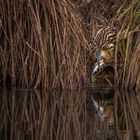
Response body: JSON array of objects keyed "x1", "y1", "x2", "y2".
[{"x1": 0, "y1": 0, "x2": 88, "y2": 89}]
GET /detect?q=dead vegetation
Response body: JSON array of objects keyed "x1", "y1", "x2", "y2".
[
  {"x1": 0, "y1": 0, "x2": 88, "y2": 89},
  {"x1": 0, "y1": 0, "x2": 140, "y2": 89}
]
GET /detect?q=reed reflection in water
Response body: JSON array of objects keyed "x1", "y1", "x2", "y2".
[{"x1": 0, "y1": 88, "x2": 140, "y2": 140}]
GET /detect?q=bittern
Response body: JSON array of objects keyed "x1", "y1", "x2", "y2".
[{"x1": 89, "y1": 26, "x2": 116, "y2": 76}]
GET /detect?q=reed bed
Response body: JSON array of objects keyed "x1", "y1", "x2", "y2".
[
  {"x1": 0, "y1": 0, "x2": 140, "y2": 89},
  {"x1": 116, "y1": 0, "x2": 140, "y2": 89},
  {"x1": 0, "y1": 0, "x2": 88, "y2": 89}
]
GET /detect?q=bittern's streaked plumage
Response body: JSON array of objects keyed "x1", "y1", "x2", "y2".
[{"x1": 89, "y1": 26, "x2": 116, "y2": 76}]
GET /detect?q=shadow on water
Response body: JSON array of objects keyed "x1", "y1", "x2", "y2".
[{"x1": 0, "y1": 88, "x2": 140, "y2": 140}]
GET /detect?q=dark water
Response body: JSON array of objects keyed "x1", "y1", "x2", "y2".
[{"x1": 0, "y1": 88, "x2": 140, "y2": 140}]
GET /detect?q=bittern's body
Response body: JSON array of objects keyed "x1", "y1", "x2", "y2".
[{"x1": 89, "y1": 26, "x2": 116, "y2": 76}]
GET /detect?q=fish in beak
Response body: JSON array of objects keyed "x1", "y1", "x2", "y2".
[
  {"x1": 91, "y1": 49, "x2": 106, "y2": 76},
  {"x1": 91, "y1": 58, "x2": 106, "y2": 76}
]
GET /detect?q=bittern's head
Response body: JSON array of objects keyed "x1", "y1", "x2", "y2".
[{"x1": 92, "y1": 46, "x2": 115, "y2": 76}]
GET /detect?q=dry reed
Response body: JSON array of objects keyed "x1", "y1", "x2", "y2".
[
  {"x1": 0, "y1": 0, "x2": 140, "y2": 89},
  {"x1": 0, "y1": 0, "x2": 88, "y2": 89}
]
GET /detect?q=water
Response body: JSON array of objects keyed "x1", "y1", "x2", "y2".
[{"x1": 0, "y1": 87, "x2": 140, "y2": 140}]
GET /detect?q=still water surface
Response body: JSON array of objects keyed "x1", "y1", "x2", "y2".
[{"x1": 0, "y1": 88, "x2": 140, "y2": 140}]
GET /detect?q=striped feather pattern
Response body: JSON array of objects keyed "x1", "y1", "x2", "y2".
[
  {"x1": 89, "y1": 26, "x2": 116, "y2": 50},
  {"x1": 90, "y1": 26, "x2": 117, "y2": 75}
]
